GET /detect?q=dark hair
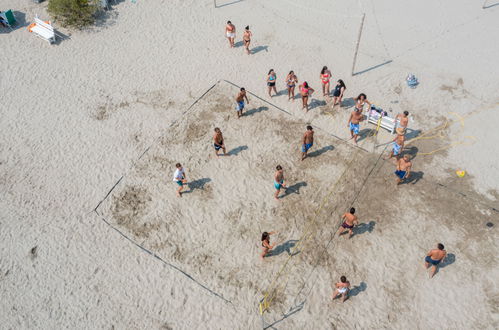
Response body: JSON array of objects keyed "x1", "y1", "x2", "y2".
[
  {"x1": 276, "y1": 165, "x2": 282, "y2": 170},
  {"x1": 245, "y1": 25, "x2": 249, "y2": 30},
  {"x1": 176, "y1": 163, "x2": 181, "y2": 168},
  {"x1": 438, "y1": 243, "x2": 444, "y2": 250},
  {"x1": 227, "y1": 21, "x2": 231, "y2": 24},
  {"x1": 321, "y1": 66, "x2": 328, "y2": 74},
  {"x1": 340, "y1": 276, "x2": 347, "y2": 283},
  {"x1": 404, "y1": 111, "x2": 409, "y2": 116},
  {"x1": 357, "y1": 93, "x2": 367, "y2": 100},
  {"x1": 350, "y1": 207, "x2": 355, "y2": 214},
  {"x1": 338, "y1": 79, "x2": 346, "y2": 89},
  {"x1": 268, "y1": 69, "x2": 274, "y2": 75},
  {"x1": 240, "y1": 87, "x2": 245, "y2": 91},
  {"x1": 289, "y1": 70, "x2": 294, "y2": 75},
  {"x1": 307, "y1": 125, "x2": 313, "y2": 130},
  {"x1": 303, "y1": 81, "x2": 309, "y2": 88},
  {"x1": 214, "y1": 127, "x2": 220, "y2": 132},
  {"x1": 262, "y1": 232, "x2": 269, "y2": 241}
]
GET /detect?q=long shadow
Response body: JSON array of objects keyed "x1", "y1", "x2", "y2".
[
  {"x1": 266, "y1": 240, "x2": 299, "y2": 257},
  {"x1": 405, "y1": 128, "x2": 422, "y2": 140},
  {"x1": 403, "y1": 171, "x2": 423, "y2": 185},
  {"x1": 356, "y1": 128, "x2": 374, "y2": 143},
  {"x1": 227, "y1": 145, "x2": 248, "y2": 156},
  {"x1": 354, "y1": 221, "x2": 376, "y2": 237},
  {"x1": 1, "y1": 11, "x2": 27, "y2": 34},
  {"x1": 252, "y1": 45, "x2": 268, "y2": 54},
  {"x1": 185, "y1": 178, "x2": 211, "y2": 193},
  {"x1": 308, "y1": 99, "x2": 327, "y2": 110},
  {"x1": 341, "y1": 97, "x2": 355, "y2": 109},
  {"x1": 244, "y1": 106, "x2": 268, "y2": 117},
  {"x1": 439, "y1": 253, "x2": 456, "y2": 268},
  {"x1": 349, "y1": 282, "x2": 367, "y2": 297},
  {"x1": 281, "y1": 181, "x2": 307, "y2": 198},
  {"x1": 275, "y1": 89, "x2": 289, "y2": 97},
  {"x1": 353, "y1": 60, "x2": 393, "y2": 76},
  {"x1": 307, "y1": 145, "x2": 334, "y2": 158},
  {"x1": 402, "y1": 145, "x2": 419, "y2": 159},
  {"x1": 215, "y1": 0, "x2": 245, "y2": 8},
  {"x1": 234, "y1": 40, "x2": 244, "y2": 48}
]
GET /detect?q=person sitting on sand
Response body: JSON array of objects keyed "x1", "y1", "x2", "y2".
[
  {"x1": 225, "y1": 21, "x2": 236, "y2": 48},
  {"x1": 301, "y1": 125, "x2": 314, "y2": 161},
  {"x1": 213, "y1": 127, "x2": 226, "y2": 157},
  {"x1": 348, "y1": 108, "x2": 364, "y2": 145},
  {"x1": 299, "y1": 82, "x2": 314, "y2": 112},
  {"x1": 395, "y1": 111, "x2": 409, "y2": 135},
  {"x1": 267, "y1": 69, "x2": 277, "y2": 97},
  {"x1": 173, "y1": 163, "x2": 187, "y2": 197},
  {"x1": 332, "y1": 79, "x2": 346, "y2": 106},
  {"x1": 235, "y1": 87, "x2": 249, "y2": 118},
  {"x1": 274, "y1": 165, "x2": 287, "y2": 200},
  {"x1": 261, "y1": 231, "x2": 277, "y2": 259},
  {"x1": 332, "y1": 276, "x2": 350, "y2": 302},
  {"x1": 394, "y1": 154, "x2": 412, "y2": 185},
  {"x1": 320, "y1": 66, "x2": 332, "y2": 97},
  {"x1": 424, "y1": 243, "x2": 447, "y2": 278},
  {"x1": 243, "y1": 25, "x2": 252, "y2": 55},
  {"x1": 336, "y1": 207, "x2": 359, "y2": 239},
  {"x1": 285, "y1": 71, "x2": 298, "y2": 101}
]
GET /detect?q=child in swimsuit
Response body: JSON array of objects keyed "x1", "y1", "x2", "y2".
[
  {"x1": 332, "y1": 276, "x2": 350, "y2": 302},
  {"x1": 261, "y1": 231, "x2": 277, "y2": 259},
  {"x1": 267, "y1": 69, "x2": 277, "y2": 97}
]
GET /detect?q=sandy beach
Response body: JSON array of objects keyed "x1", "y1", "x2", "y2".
[{"x1": 1, "y1": 0, "x2": 498, "y2": 329}]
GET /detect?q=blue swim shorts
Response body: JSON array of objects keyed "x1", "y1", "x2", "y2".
[
  {"x1": 236, "y1": 101, "x2": 245, "y2": 111},
  {"x1": 425, "y1": 256, "x2": 441, "y2": 266},
  {"x1": 392, "y1": 142, "x2": 401, "y2": 156},
  {"x1": 214, "y1": 143, "x2": 222, "y2": 151},
  {"x1": 274, "y1": 180, "x2": 283, "y2": 190},
  {"x1": 349, "y1": 122, "x2": 360, "y2": 135},
  {"x1": 394, "y1": 170, "x2": 406, "y2": 179},
  {"x1": 302, "y1": 143, "x2": 313, "y2": 153},
  {"x1": 176, "y1": 180, "x2": 184, "y2": 186}
]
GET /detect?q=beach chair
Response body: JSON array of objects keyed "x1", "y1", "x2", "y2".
[
  {"x1": 0, "y1": 10, "x2": 16, "y2": 29},
  {"x1": 366, "y1": 106, "x2": 397, "y2": 134},
  {"x1": 28, "y1": 16, "x2": 56, "y2": 44}
]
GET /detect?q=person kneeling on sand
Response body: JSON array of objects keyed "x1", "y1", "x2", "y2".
[
  {"x1": 336, "y1": 207, "x2": 359, "y2": 239},
  {"x1": 332, "y1": 276, "x2": 350, "y2": 302},
  {"x1": 394, "y1": 154, "x2": 412, "y2": 185},
  {"x1": 261, "y1": 231, "x2": 277, "y2": 259},
  {"x1": 424, "y1": 243, "x2": 447, "y2": 278},
  {"x1": 235, "y1": 87, "x2": 249, "y2": 118},
  {"x1": 274, "y1": 165, "x2": 287, "y2": 200},
  {"x1": 173, "y1": 163, "x2": 187, "y2": 197}
]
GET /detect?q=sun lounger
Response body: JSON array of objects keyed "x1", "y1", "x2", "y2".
[
  {"x1": 366, "y1": 107, "x2": 397, "y2": 134},
  {"x1": 0, "y1": 10, "x2": 16, "y2": 29},
  {"x1": 28, "y1": 16, "x2": 56, "y2": 44}
]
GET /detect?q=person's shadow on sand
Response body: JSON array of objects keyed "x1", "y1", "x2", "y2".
[
  {"x1": 402, "y1": 171, "x2": 424, "y2": 185},
  {"x1": 244, "y1": 106, "x2": 268, "y2": 117},
  {"x1": 227, "y1": 145, "x2": 248, "y2": 156},
  {"x1": 353, "y1": 221, "x2": 376, "y2": 237},
  {"x1": 307, "y1": 145, "x2": 334, "y2": 158},
  {"x1": 282, "y1": 181, "x2": 307, "y2": 198},
  {"x1": 349, "y1": 282, "x2": 367, "y2": 298},
  {"x1": 266, "y1": 240, "x2": 299, "y2": 257},
  {"x1": 251, "y1": 45, "x2": 268, "y2": 54},
  {"x1": 185, "y1": 178, "x2": 211, "y2": 193},
  {"x1": 356, "y1": 128, "x2": 373, "y2": 143},
  {"x1": 433, "y1": 253, "x2": 456, "y2": 276}
]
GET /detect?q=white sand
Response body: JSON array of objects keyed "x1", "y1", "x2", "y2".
[{"x1": 1, "y1": 0, "x2": 498, "y2": 328}]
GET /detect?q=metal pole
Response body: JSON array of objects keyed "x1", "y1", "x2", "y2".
[{"x1": 351, "y1": 13, "x2": 366, "y2": 76}]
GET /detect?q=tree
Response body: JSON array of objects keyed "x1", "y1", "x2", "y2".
[{"x1": 48, "y1": 0, "x2": 100, "y2": 29}]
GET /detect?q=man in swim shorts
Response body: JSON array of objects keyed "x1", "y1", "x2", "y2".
[
  {"x1": 235, "y1": 87, "x2": 249, "y2": 118},
  {"x1": 274, "y1": 165, "x2": 287, "y2": 200},
  {"x1": 225, "y1": 21, "x2": 236, "y2": 48},
  {"x1": 213, "y1": 127, "x2": 226, "y2": 157},
  {"x1": 172, "y1": 163, "x2": 187, "y2": 197},
  {"x1": 395, "y1": 111, "x2": 409, "y2": 135},
  {"x1": 332, "y1": 276, "x2": 350, "y2": 302},
  {"x1": 394, "y1": 154, "x2": 412, "y2": 185},
  {"x1": 301, "y1": 125, "x2": 314, "y2": 161},
  {"x1": 386, "y1": 134, "x2": 405, "y2": 160},
  {"x1": 336, "y1": 207, "x2": 359, "y2": 239},
  {"x1": 424, "y1": 243, "x2": 447, "y2": 278},
  {"x1": 348, "y1": 109, "x2": 364, "y2": 145}
]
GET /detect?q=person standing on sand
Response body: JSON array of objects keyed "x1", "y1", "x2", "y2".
[
  {"x1": 261, "y1": 231, "x2": 277, "y2": 259},
  {"x1": 285, "y1": 71, "x2": 298, "y2": 101},
  {"x1": 332, "y1": 276, "x2": 350, "y2": 302},
  {"x1": 173, "y1": 163, "x2": 187, "y2": 197},
  {"x1": 395, "y1": 111, "x2": 410, "y2": 135},
  {"x1": 225, "y1": 21, "x2": 236, "y2": 48},
  {"x1": 267, "y1": 69, "x2": 277, "y2": 97},
  {"x1": 213, "y1": 127, "x2": 226, "y2": 157},
  {"x1": 332, "y1": 79, "x2": 346, "y2": 106},
  {"x1": 243, "y1": 26, "x2": 252, "y2": 55},
  {"x1": 274, "y1": 165, "x2": 287, "y2": 200},
  {"x1": 348, "y1": 108, "x2": 364, "y2": 145},
  {"x1": 320, "y1": 66, "x2": 332, "y2": 97},
  {"x1": 301, "y1": 125, "x2": 314, "y2": 161},
  {"x1": 354, "y1": 93, "x2": 371, "y2": 112},
  {"x1": 299, "y1": 82, "x2": 314, "y2": 112},
  {"x1": 235, "y1": 87, "x2": 249, "y2": 118},
  {"x1": 336, "y1": 208, "x2": 358, "y2": 239},
  {"x1": 424, "y1": 243, "x2": 447, "y2": 278},
  {"x1": 394, "y1": 154, "x2": 412, "y2": 185},
  {"x1": 385, "y1": 134, "x2": 405, "y2": 160}
]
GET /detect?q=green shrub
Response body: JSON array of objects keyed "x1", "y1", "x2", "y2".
[{"x1": 48, "y1": 0, "x2": 100, "y2": 29}]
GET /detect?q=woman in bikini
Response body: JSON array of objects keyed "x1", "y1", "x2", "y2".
[
  {"x1": 261, "y1": 231, "x2": 277, "y2": 259},
  {"x1": 354, "y1": 93, "x2": 371, "y2": 112},
  {"x1": 332, "y1": 79, "x2": 346, "y2": 106},
  {"x1": 285, "y1": 71, "x2": 298, "y2": 101},
  {"x1": 243, "y1": 26, "x2": 252, "y2": 55},
  {"x1": 320, "y1": 66, "x2": 332, "y2": 97},
  {"x1": 267, "y1": 69, "x2": 277, "y2": 97},
  {"x1": 299, "y1": 81, "x2": 315, "y2": 112}
]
